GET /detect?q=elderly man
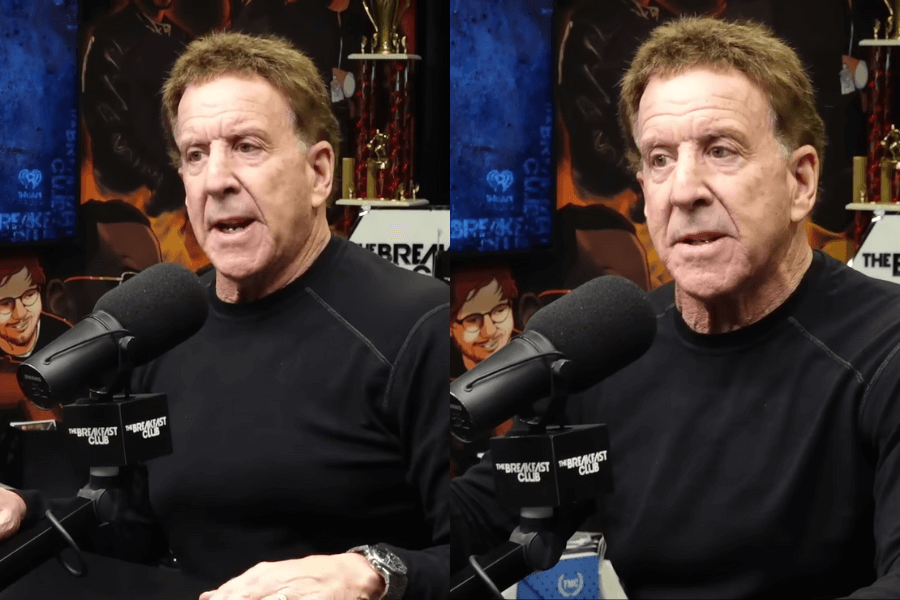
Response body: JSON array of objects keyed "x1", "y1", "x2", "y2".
[
  {"x1": 452, "y1": 17, "x2": 900, "y2": 598},
  {"x1": 0, "y1": 32, "x2": 448, "y2": 600}
]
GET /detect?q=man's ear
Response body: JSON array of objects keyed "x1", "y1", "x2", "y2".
[
  {"x1": 307, "y1": 141, "x2": 335, "y2": 209},
  {"x1": 788, "y1": 144, "x2": 819, "y2": 223}
]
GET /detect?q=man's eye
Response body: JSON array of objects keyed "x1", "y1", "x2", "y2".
[
  {"x1": 650, "y1": 154, "x2": 669, "y2": 168},
  {"x1": 186, "y1": 150, "x2": 203, "y2": 163},
  {"x1": 236, "y1": 142, "x2": 257, "y2": 153},
  {"x1": 710, "y1": 146, "x2": 733, "y2": 159}
]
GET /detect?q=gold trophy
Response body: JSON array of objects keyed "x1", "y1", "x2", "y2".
[
  {"x1": 881, "y1": 125, "x2": 900, "y2": 203},
  {"x1": 363, "y1": 0, "x2": 409, "y2": 55},
  {"x1": 337, "y1": 0, "x2": 426, "y2": 207},
  {"x1": 888, "y1": 0, "x2": 900, "y2": 40}
]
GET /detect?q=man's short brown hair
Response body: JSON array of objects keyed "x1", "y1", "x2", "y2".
[
  {"x1": 161, "y1": 31, "x2": 340, "y2": 169},
  {"x1": 619, "y1": 17, "x2": 825, "y2": 177}
]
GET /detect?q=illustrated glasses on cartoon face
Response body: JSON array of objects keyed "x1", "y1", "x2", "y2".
[
  {"x1": 62, "y1": 271, "x2": 139, "y2": 287},
  {"x1": 0, "y1": 288, "x2": 40, "y2": 317},
  {"x1": 454, "y1": 301, "x2": 512, "y2": 333}
]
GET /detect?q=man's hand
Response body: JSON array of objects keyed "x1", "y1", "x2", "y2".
[
  {"x1": 0, "y1": 487, "x2": 26, "y2": 541},
  {"x1": 198, "y1": 553, "x2": 386, "y2": 600}
]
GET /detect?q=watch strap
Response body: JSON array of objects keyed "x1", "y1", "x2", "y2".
[{"x1": 347, "y1": 544, "x2": 408, "y2": 600}]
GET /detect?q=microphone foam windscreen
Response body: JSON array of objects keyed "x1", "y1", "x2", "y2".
[
  {"x1": 524, "y1": 276, "x2": 657, "y2": 390},
  {"x1": 94, "y1": 262, "x2": 209, "y2": 364}
]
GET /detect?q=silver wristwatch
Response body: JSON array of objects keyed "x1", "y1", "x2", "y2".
[{"x1": 348, "y1": 543, "x2": 408, "y2": 600}]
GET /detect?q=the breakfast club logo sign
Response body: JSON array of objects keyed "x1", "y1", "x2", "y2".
[
  {"x1": 851, "y1": 214, "x2": 900, "y2": 282},
  {"x1": 350, "y1": 207, "x2": 449, "y2": 277}
]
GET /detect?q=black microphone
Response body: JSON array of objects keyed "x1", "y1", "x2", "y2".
[
  {"x1": 0, "y1": 264, "x2": 208, "y2": 589},
  {"x1": 17, "y1": 262, "x2": 208, "y2": 409},
  {"x1": 450, "y1": 275, "x2": 657, "y2": 443},
  {"x1": 450, "y1": 277, "x2": 657, "y2": 598}
]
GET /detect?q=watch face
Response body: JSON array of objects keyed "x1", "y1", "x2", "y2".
[{"x1": 374, "y1": 545, "x2": 408, "y2": 575}]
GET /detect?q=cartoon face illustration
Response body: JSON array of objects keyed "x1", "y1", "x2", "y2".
[
  {"x1": 0, "y1": 266, "x2": 42, "y2": 358},
  {"x1": 451, "y1": 274, "x2": 517, "y2": 370}
]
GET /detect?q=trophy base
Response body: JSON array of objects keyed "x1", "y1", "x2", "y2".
[
  {"x1": 860, "y1": 40, "x2": 900, "y2": 47},
  {"x1": 337, "y1": 198, "x2": 430, "y2": 207},
  {"x1": 846, "y1": 202, "x2": 900, "y2": 211},
  {"x1": 348, "y1": 53, "x2": 422, "y2": 61}
]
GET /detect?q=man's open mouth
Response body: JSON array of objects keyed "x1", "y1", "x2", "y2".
[
  {"x1": 214, "y1": 218, "x2": 253, "y2": 233},
  {"x1": 679, "y1": 233, "x2": 724, "y2": 245}
]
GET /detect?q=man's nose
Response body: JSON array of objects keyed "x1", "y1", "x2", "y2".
[
  {"x1": 669, "y1": 152, "x2": 712, "y2": 210},
  {"x1": 205, "y1": 145, "x2": 240, "y2": 198}
]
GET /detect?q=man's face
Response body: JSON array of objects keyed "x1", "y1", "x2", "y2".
[
  {"x1": 176, "y1": 74, "x2": 331, "y2": 292},
  {"x1": 635, "y1": 67, "x2": 810, "y2": 300},
  {"x1": 0, "y1": 268, "x2": 41, "y2": 355},
  {"x1": 451, "y1": 279, "x2": 515, "y2": 367}
]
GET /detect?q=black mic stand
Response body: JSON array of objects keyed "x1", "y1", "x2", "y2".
[
  {"x1": 0, "y1": 336, "x2": 172, "y2": 590},
  {"x1": 451, "y1": 504, "x2": 586, "y2": 599},
  {"x1": 451, "y1": 360, "x2": 612, "y2": 599}
]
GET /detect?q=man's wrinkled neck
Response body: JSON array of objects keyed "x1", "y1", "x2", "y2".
[
  {"x1": 676, "y1": 241, "x2": 813, "y2": 335},
  {"x1": 215, "y1": 220, "x2": 331, "y2": 305}
]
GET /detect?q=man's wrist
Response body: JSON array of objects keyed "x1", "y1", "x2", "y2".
[
  {"x1": 347, "y1": 544, "x2": 408, "y2": 600},
  {"x1": 344, "y1": 552, "x2": 387, "y2": 599}
]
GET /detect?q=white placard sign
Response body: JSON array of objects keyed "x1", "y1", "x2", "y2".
[
  {"x1": 849, "y1": 214, "x2": 900, "y2": 282},
  {"x1": 349, "y1": 207, "x2": 449, "y2": 277}
]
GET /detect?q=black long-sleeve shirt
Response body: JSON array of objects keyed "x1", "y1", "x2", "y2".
[
  {"x1": 134, "y1": 235, "x2": 450, "y2": 597},
  {"x1": 453, "y1": 251, "x2": 900, "y2": 598}
]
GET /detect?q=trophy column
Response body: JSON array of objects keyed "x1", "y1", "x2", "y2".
[
  {"x1": 337, "y1": 2, "x2": 427, "y2": 208},
  {"x1": 848, "y1": 18, "x2": 900, "y2": 219}
]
